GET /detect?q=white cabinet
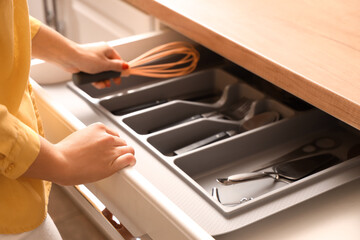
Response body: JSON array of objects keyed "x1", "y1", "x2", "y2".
[
  {"x1": 28, "y1": 0, "x2": 156, "y2": 43},
  {"x1": 28, "y1": 0, "x2": 47, "y2": 23}
]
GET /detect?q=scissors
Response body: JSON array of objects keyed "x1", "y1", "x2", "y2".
[{"x1": 252, "y1": 137, "x2": 341, "y2": 172}]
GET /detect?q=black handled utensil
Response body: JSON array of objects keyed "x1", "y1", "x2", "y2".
[{"x1": 72, "y1": 71, "x2": 121, "y2": 86}]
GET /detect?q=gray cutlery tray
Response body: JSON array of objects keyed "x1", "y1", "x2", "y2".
[
  {"x1": 121, "y1": 80, "x2": 294, "y2": 157},
  {"x1": 68, "y1": 66, "x2": 360, "y2": 221},
  {"x1": 142, "y1": 97, "x2": 294, "y2": 156},
  {"x1": 123, "y1": 82, "x2": 268, "y2": 135},
  {"x1": 173, "y1": 110, "x2": 360, "y2": 216}
]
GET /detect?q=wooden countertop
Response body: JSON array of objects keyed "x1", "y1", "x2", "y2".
[{"x1": 125, "y1": 0, "x2": 360, "y2": 130}]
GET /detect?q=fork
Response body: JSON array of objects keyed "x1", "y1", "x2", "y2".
[
  {"x1": 220, "y1": 98, "x2": 254, "y2": 120},
  {"x1": 149, "y1": 97, "x2": 253, "y2": 133}
]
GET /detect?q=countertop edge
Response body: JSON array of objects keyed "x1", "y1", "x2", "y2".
[{"x1": 123, "y1": 0, "x2": 360, "y2": 130}]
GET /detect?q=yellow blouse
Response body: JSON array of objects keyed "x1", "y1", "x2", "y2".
[{"x1": 0, "y1": 0, "x2": 51, "y2": 234}]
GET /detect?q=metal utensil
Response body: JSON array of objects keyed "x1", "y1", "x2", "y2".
[
  {"x1": 220, "y1": 98, "x2": 254, "y2": 120},
  {"x1": 252, "y1": 137, "x2": 341, "y2": 172},
  {"x1": 217, "y1": 153, "x2": 340, "y2": 185},
  {"x1": 149, "y1": 98, "x2": 252, "y2": 133},
  {"x1": 173, "y1": 111, "x2": 280, "y2": 155},
  {"x1": 174, "y1": 130, "x2": 238, "y2": 155},
  {"x1": 242, "y1": 111, "x2": 280, "y2": 130}
]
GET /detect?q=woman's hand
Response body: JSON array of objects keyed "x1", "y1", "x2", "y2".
[
  {"x1": 68, "y1": 42, "x2": 129, "y2": 89},
  {"x1": 32, "y1": 24, "x2": 128, "y2": 88},
  {"x1": 23, "y1": 123, "x2": 136, "y2": 185}
]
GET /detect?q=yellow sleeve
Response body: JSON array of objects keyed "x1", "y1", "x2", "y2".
[
  {"x1": 0, "y1": 105, "x2": 40, "y2": 179},
  {"x1": 29, "y1": 16, "x2": 42, "y2": 39}
]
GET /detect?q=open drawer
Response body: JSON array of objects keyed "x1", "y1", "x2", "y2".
[{"x1": 30, "y1": 29, "x2": 360, "y2": 239}]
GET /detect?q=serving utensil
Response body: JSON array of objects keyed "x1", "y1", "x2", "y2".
[
  {"x1": 252, "y1": 137, "x2": 341, "y2": 172},
  {"x1": 149, "y1": 98, "x2": 253, "y2": 133},
  {"x1": 217, "y1": 153, "x2": 340, "y2": 185}
]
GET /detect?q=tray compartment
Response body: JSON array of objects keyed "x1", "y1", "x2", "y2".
[
  {"x1": 99, "y1": 69, "x2": 239, "y2": 116},
  {"x1": 123, "y1": 80, "x2": 271, "y2": 134},
  {"x1": 148, "y1": 119, "x2": 241, "y2": 156},
  {"x1": 74, "y1": 37, "x2": 226, "y2": 99},
  {"x1": 124, "y1": 102, "x2": 216, "y2": 134},
  {"x1": 146, "y1": 95, "x2": 295, "y2": 156},
  {"x1": 173, "y1": 110, "x2": 360, "y2": 216}
]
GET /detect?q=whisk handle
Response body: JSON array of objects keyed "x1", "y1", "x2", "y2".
[{"x1": 72, "y1": 71, "x2": 121, "y2": 86}]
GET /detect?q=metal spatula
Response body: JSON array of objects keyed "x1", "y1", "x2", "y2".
[{"x1": 217, "y1": 153, "x2": 340, "y2": 185}]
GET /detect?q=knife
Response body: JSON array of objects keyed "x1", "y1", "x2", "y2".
[
  {"x1": 174, "y1": 130, "x2": 238, "y2": 155},
  {"x1": 173, "y1": 111, "x2": 280, "y2": 155}
]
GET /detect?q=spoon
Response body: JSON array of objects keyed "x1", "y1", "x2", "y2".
[{"x1": 242, "y1": 111, "x2": 280, "y2": 130}]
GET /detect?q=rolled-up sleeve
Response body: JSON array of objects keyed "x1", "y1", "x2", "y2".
[
  {"x1": 29, "y1": 16, "x2": 41, "y2": 39},
  {"x1": 0, "y1": 105, "x2": 40, "y2": 179}
]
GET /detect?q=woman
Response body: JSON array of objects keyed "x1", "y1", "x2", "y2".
[{"x1": 0, "y1": 0, "x2": 136, "y2": 238}]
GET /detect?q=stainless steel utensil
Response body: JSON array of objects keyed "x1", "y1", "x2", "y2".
[
  {"x1": 221, "y1": 98, "x2": 254, "y2": 120},
  {"x1": 242, "y1": 111, "x2": 280, "y2": 130},
  {"x1": 149, "y1": 98, "x2": 252, "y2": 133},
  {"x1": 173, "y1": 111, "x2": 280, "y2": 155},
  {"x1": 217, "y1": 153, "x2": 340, "y2": 185},
  {"x1": 174, "y1": 130, "x2": 238, "y2": 155},
  {"x1": 252, "y1": 137, "x2": 341, "y2": 172}
]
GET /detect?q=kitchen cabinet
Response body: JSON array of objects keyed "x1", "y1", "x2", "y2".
[
  {"x1": 28, "y1": 0, "x2": 156, "y2": 43},
  {"x1": 30, "y1": 0, "x2": 360, "y2": 239}
]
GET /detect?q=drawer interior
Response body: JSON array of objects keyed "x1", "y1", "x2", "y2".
[
  {"x1": 174, "y1": 110, "x2": 360, "y2": 215},
  {"x1": 100, "y1": 69, "x2": 237, "y2": 118},
  {"x1": 67, "y1": 30, "x2": 360, "y2": 235}
]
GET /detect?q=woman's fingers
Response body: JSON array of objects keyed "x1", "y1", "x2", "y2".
[
  {"x1": 115, "y1": 145, "x2": 135, "y2": 157},
  {"x1": 101, "y1": 124, "x2": 120, "y2": 137},
  {"x1": 75, "y1": 42, "x2": 127, "y2": 89},
  {"x1": 112, "y1": 77, "x2": 121, "y2": 85},
  {"x1": 105, "y1": 47, "x2": 122, "y2": 60},
  {"x1": 113, "y1": 152, "x2": 136, "y2": 170},
  {"x1": 92, "y1": 81, "x2": 107, "y2": 89}
]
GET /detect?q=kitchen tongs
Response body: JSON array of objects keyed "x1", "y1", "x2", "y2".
[{"x1": 72, "y1": 42, "x2": 200, "y2": 85}]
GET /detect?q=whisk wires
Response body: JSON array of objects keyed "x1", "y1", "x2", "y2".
[{"x1": 125, "y1": 41, "x2": 200, "y2": 78}]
